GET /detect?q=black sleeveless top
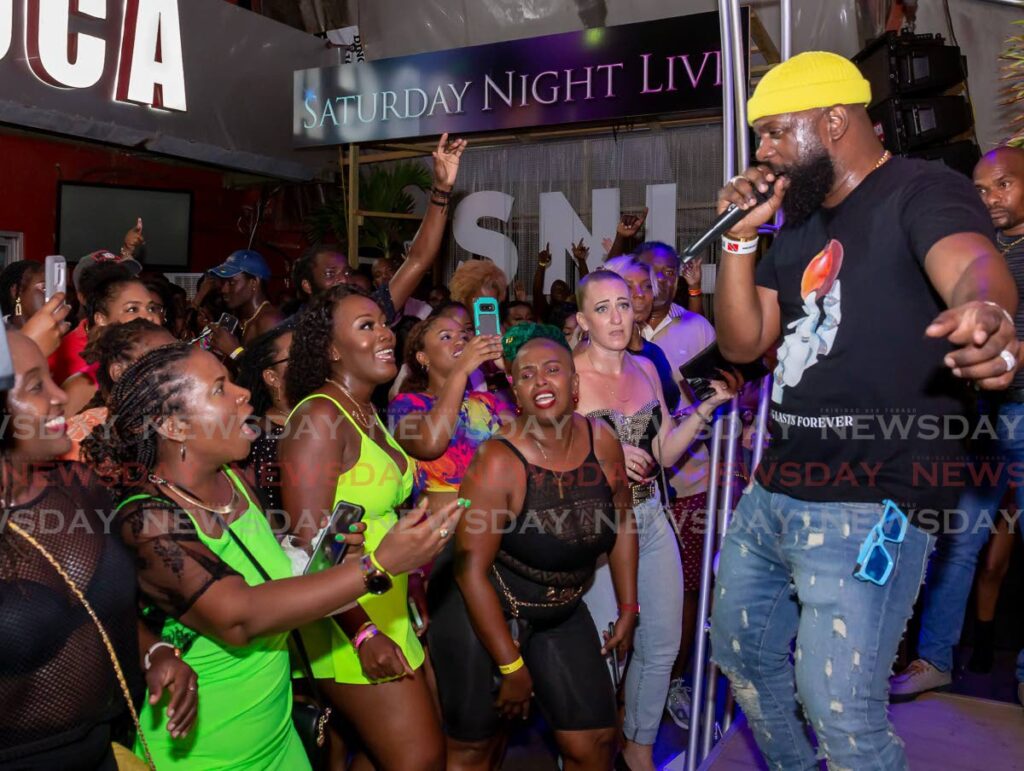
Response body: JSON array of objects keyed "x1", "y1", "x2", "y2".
[{"x1": 490, "y1": 420, "x2": 618, "y2": 622}]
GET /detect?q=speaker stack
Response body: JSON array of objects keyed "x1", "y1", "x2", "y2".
[{"x1": 853, "y1": 31, "x2": 980, "y2": 177}]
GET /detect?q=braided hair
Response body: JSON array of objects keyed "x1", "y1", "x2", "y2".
[
  {"x1": 285, "y1": 284, "x2": 381, "y2": 406},
  {"x1": 235, "y1": 319, "x2": 296, "y2": 417},
  {"x1": 0, "y1": 261, "x2": 41, "y2": 317},
  {"x1": 81, "y1": 318, "x2": 169, "y2": 403},
  {"x1": 400, "y1": 315, "x2": 447, "y2": 394},
  {"x1": 81, "y1": 343, "x2": 195, "y2": 490}
]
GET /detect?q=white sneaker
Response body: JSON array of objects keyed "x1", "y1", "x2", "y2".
[
  {"x1": 665, "y1": 678, "x2": 692, "y2": 729},
  {"x1": 889, "y1": 659, "x2": 952, "y2": 703}
]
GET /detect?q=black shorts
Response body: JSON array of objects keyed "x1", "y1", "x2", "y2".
[{"x1": 427, "y1": 581, "x2": 617, "y2": 742}]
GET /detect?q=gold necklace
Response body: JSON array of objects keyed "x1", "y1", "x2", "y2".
[
  {"x1": 531, "y1": 424, "x2": 574, "y2": 499},
  {"x1": 326, "y1": 378, "x2": 375, "y2": 429},
  {"x1": 874, "y1": 150, "x2": 891, "y2": 170},
  {"x1": 997, "y1": 232, "x2": 1024, "y2": 255},
  {"x1": 241, "y1": 300, "x2": 269, "y2": 333},
  {"x1": 586, "y1": 348, "x2": 631, "y2": 403},
  {"x1": 148, "y1": 470, "x2": 237, "y2": 514}
]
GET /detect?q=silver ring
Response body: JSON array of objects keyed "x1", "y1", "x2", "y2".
[
  {"x1": 439, "y1": 527, "x2": 450, "y2": 539},
  {"x1": 1000, "y1": 349, "x2": 1017, "y2": 373}
]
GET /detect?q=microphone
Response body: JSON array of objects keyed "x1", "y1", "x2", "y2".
[{"x1": 680, "y1": 183, "x2": 775, "y2": 264}]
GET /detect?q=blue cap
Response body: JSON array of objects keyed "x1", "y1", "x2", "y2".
[{"x1": 209, "y1": 250, "x2": 271, "y2": 280}]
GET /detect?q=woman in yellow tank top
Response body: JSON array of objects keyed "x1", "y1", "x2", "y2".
[{"x1": 280, "y1": 285, "x2": 445, "y2": 771}]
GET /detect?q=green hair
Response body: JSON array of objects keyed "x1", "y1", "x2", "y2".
[{"x1": 501, "y1": 322, "x2": 570, "y2": 362}]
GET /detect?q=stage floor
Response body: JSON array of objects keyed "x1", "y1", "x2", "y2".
[{"x1": 700, "y1": 692, "x2": 1024, "y2": 770}]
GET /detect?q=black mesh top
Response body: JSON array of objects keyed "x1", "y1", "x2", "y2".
[{"x1": 0, "y1": 462, "x2": 139, "y2": 767}]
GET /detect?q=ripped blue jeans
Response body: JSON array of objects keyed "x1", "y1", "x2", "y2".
[{"x1": 710, "y1": 484, "x2": 934, "y2": 771}]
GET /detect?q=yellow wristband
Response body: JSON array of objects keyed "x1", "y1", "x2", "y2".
[
  {"x1": 369, "y1": 552, "x2": 392, "y2": 577},
  {"x1": 498, "y1": 656, "x2": 525, "y2": 675},
  {"x1": 229, "y1": 346, "x2": 244, "y2": 360}
]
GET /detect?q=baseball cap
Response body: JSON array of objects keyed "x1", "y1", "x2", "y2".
[
  {"x1": 209, "y1": 250, "x2": 271, "y2": 280},
  {"x1": 72, "y1": 250, "x2": 142, "y2": 292}
]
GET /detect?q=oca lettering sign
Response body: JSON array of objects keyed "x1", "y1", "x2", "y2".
[{"x1": 2, "y1": 0, "x2": 186, "y2": 111}]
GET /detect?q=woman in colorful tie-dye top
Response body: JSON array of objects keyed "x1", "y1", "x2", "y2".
[{"x1": 387, "y1": 314, "x2": 515, "y2": 512}]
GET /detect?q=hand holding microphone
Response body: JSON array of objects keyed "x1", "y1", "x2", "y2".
[
  {"x1": 716, "y1": 166, "x2": 789, "y2": 240},
  {"x1": 680, "y1": 166, "x2": 789, "y2": 264}
]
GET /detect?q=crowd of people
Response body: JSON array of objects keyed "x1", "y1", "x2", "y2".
[{"x1": 3, "y1": 52, "x2": 1024, "y2": 771}]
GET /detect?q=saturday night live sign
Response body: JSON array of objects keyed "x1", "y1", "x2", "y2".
[{"x1": 293, "y1": 10, "x2": 747, "y2": 147}]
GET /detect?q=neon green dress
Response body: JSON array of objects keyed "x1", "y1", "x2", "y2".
[
  {"x1": 117, "y1": 468, "x2": 309, "y2": 770},
  {"x1": 288, "y1": 394, "x2": 420, "y2": 684}
]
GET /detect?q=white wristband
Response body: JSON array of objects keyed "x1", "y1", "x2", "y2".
[
  {"x1": 143, "y1": 641, "x2": 180, "y2": 671},
  {"x1": 721, "y1": 235, "x2": 759, "y2": 255}
]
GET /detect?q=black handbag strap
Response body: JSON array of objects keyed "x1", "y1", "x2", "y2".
[{"x1": 213, "y1": 513, "x2": 324, "y2": 700}]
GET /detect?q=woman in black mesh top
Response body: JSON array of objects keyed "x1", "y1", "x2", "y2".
[
  {"x1": 0, "y1": 329, "x2": 198, "y2": 770},
  {"x1": 428, "y1": 324, "x2": 639, "y2": 771}
]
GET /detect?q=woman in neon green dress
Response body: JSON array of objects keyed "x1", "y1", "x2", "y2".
[
  {"x1": 82, "y1": 343, "x2": 461, "y2": 770},
  {"x1": 280, "y1": 286, "x2": 446, "y2": 771}
]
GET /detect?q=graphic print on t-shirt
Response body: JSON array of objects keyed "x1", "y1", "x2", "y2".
[{"x1": 773, "y1": 239, "x2": 844, "y2": 403}]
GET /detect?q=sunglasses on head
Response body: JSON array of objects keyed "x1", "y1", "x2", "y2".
[{"x1": 853, "y1": 499, "x2": 908, "y2": 586}]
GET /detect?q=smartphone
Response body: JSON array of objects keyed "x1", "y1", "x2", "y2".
[
  {"x1": 608, "y1": 621, "x2": 621, "y2": 691},
  {"x1": 679, "y1": 342, "x2": 770, "y2": 402},
  {"x1": 303, "y1": 501, "x2": 365, "y2": 575},
  {"x1": 217, "y1": 312, "x2": 240, "y2": 338},
  {"x1": 44, "y1": 255, "x2": 67, "y2": 302},
  {"x1": 473, "y1": 297, "x2": 501, "y2": 338},
  {"x1": 0, "y1": 314, "x2": 12, "y2": 391}
]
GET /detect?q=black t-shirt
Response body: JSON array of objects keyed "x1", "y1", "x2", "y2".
[
  {"x1": 635, "y1": 339, "x2": 682, "y2": 413},
  {"x1": 754, "y1": 157, "x2": 993, "y2": 525}
]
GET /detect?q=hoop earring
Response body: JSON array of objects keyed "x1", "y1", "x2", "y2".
[{"x1": 13, "y1": 297, "x2": 21, "y2": 317}]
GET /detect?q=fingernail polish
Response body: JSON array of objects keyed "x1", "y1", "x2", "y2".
[
  {"x1": 348, "y1": 524, "x2": 360, "y2": 533},
  {"x1": 462, "y1": 498, "x2": 472, "y2": 508},
  {"x1": 335, "y1": 534, "x2": 346, "y2": 542}
]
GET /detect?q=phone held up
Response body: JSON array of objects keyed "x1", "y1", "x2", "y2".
[
  {"x1": 473, "y1": 297, "x2": 501, "y2": 338},
  {"x1": 302, "y1": 500, "x2": 366, "y2": 575},
  {"x1": 44, "y1": 255, "x2": 67, "y2": 302},
  {"x1": 217, "y1": 313, "x2": 241, "y2": 338}
]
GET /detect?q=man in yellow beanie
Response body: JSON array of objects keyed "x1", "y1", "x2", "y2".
[{"x1": 709, "y1": 51, "x2": 1019, "y2": 770}]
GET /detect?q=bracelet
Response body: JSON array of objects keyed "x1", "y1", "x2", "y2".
[
  {"x1": 430, "y1": 186, "x2": 452, "y2": 198},
  {"x1": 498, "y1": 656, "x2": 525, "y2": 675},
  {"x1": 688, "y1": 287, "x2": 702, "y2": 297},
  {"x1": 143, "y1": 641, "x2": 181, "y2": 671},
  {"x1": 353, "y1": 624, "x2": 380, "y2": 650},
  {"x1": 369, "y1": 551, "x2": 392, "y2": 577},
  {"x1": 618, "y1": 602, "x2": 640, "y2": 614},
  {"x1": 982, "y1": 301, "x2": 1015, "y2": 328},
  {"x1": 721, "y1": 235, "x2": 759, "y2": 255},
  {"x1": 228, "y1": 346, "x2": 244, "y2": 360}
]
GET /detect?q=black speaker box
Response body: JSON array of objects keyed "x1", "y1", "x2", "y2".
[
  {"x1": 908, "y1": 140, "x2": 982, "y2": 178},
  {"x1": 869, "y1": 95, "x2": 974, "y2": 153},
  {"x1": 854, "y1": 31, "x2": 966, "y2": 106}
]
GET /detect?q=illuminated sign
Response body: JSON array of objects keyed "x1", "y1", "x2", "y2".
[
  {"x1": 14, "y1": 0, "x2": 186, "y2": 111},
  {"x1": 294, "y1": 11, "x2": 747, "y2": 146}
]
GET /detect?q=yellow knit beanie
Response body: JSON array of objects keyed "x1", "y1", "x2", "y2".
[{"x1": 747, "y1": 51, "x2": 872, "y2": 125}]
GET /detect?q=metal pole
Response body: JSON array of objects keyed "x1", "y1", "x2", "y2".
[
  {"x1": 746, "y1": 374, "x2": 772, "y2": 494},
  {"x1": 780, "y1": 0, "x2": 793, "y2": 61},
  {"x1": 685, "y1": 416, "x2": 724, "y2": 771},
  {"x1": 686, "y1": 5, "x2": 737, "y2": 769},
  {"x1": 729, "y1": 0, "x2": 749, "y2": 167}
]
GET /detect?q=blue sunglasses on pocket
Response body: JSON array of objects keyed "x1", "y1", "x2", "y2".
[{"x1": 853, "y1": 499, "x2": 908, "y2": 586}]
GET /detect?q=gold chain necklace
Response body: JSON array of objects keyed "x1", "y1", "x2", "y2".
[
  {"x1": 241, "y1": 300, "x2": 269, "y2": 333},
  {"x1": 326, "y1": 378, "x2": 375, "y2": 429},
  {"x1": 148, "y1": 470, "x2": 237, "y2": 514},
  {"x1": 531, "y1": 424, "x2": 574, "y2": 499},
  {"x1": 874, "y1": 150, "x2": 892, "y2": 170},
  {"x1": 586, "y1": 348, "x2": 632, "y2": 403},
  {"x1": 997, "y1": 232, "x2": 1024, "y2": 255}
]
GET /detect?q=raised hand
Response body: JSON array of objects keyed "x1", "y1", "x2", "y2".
[
  {"x1": 617, "y1": 207, "x2": 649, "y2": 238},
  {"x1": 571, "y1": 238, "x2": 589, "y2": 265},
  {"x1": 538, "y1": 243, "x2": 552, "y2": 269},
  {"x1": 432, "y1": 132, "x2": 467, "y2": 190}
]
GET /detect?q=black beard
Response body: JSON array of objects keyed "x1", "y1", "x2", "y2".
[{"x1": 781, "y1": 150, "x2": 835, "y2": 227}]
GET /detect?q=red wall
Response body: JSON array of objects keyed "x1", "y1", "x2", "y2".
[{"x1": 0, "y1": 128, "x2": 271, "y2": 273}]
